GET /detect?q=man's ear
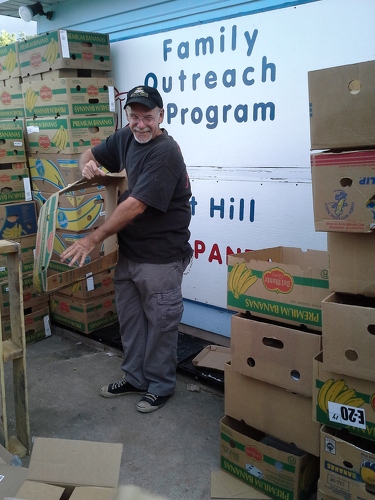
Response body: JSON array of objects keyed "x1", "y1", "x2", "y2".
[{"x1": 159, "y1": 108, "x2": 165, "y2": 124}]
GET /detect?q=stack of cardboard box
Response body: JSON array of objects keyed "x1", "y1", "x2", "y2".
[
  {"x1": 0, "y1": 48, "x2": 47, "y2": 344},
  {"x1": 220, "y1": 247, "x2": 330, "y2": 499},
  {"x1": 16, "y1": 29, "x2": 120, "y2": 335},
  {"x1": 309, "y1": 59, "x2": 375, "y2": 500}
]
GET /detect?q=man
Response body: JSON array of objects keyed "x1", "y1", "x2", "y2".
[{"x1": 60, "y1": 85, "x2": 193, "y2": 413}]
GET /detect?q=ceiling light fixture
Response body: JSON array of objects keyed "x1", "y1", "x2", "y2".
[{"x1": 19, "y1": 2, "x2": 54, "y2": 22}]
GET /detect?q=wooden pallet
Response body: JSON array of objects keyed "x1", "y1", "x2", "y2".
[{"x1": 0, "y1": 239, "x2": 31, "y2": 457}]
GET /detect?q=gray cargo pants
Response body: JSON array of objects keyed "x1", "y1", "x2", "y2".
[{"x1": 114, "y1": 253, "x2": 190, "y2": 396}]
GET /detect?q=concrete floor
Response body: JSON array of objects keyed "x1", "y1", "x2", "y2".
[{"x1": 7, "y1": 327, "x2": 228, "y2": 500}]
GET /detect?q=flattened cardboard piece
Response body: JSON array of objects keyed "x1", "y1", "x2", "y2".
[
  {"x1": 14, "y1": 479, "x2": 65, "y2": 499},
  {"x1": 192, "y1": 345, "x2": 231, "y2": 371},
  {"x1": 27, "y1": 437, "x2": 123, "y2": 489},
  {"x1": 211, "y1": 470, "x2": 271, "y2": 499},
  {"x1": 33, "y1": 172, "x2": 127, "y2": 293},
  {"x1": 0, "y1": 464, "x2": 28, "y2": 499},
  {"x1": 0, "y1": 443, "x2": 15, "y2": 465},
  {"x1": 69, "y1": 486, "x2": 117, "y2": 499}
]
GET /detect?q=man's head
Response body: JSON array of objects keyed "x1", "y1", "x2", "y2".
[{"x1": 125, "y1": 86, "x2": 164, "y2": 144}]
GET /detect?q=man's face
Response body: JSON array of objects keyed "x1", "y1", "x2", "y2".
[{"x1": 126, "y1": 103, "x2": 164, "y2": 144}]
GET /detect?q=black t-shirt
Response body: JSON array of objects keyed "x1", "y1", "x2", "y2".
[{"x1": 92, "y1": 127, "x2": 193, "y2": 264}]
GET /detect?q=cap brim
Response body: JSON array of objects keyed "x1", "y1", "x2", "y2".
[{"x1": 125, "y1": 97, "x2": 157, "y2": 109}]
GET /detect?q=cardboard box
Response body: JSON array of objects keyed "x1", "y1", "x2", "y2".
[
  {"x1": 28, "y1": 153, "x2": 108, "y2": 193},
  {"x1": 316, "y1": 479, "x2": 337, "y2": 500},
  {"x1": 319, "y1": 425, "x2": 375, "y2": 500},
  {"x1": 327, "y1": 232, "x2": 375, "y2": 296},
  {"x1": 20, "y1": 436, "x2": 122, "y2": 498},
  {"x1": 0, "y1": 200, "x2": 37, "y2": 240},
  {"x1": 57, "y1": 266, "x2": 115, "y2": 300},
  {"x1": 224, "y1": 362, "x2": 320, "y2": 456},
  {"x1": 0, "y1": 234, "x2": 36, "y2": 279},
  {"x1": 33, "y1": 172, "x2": 126, "y2": 293},
  {"x1": 0, "y1": 123, "x2": 27, "y2": 163},
  {"x1": 0, "y1": 463, "x2": 28, "y2": 499},
  {"x1": 0, "y1": 166, "x2": 31, "y2": 204},
  {"x1": 227, "y1": 247, "x2": 329, "y2": 331},
  {"x1": 321, "y1": 292, "x2": 375, "y2": 382},
  {"x1": 0, "y1": 81, "x2": 25, "y2": 119},
  {"x1": 0, "y1": 41, "x2": 20, "y2": 81},
  {"x1": 26, "y1": 114, "x2": 115, "y2": 154},
  {"x1": 0, "y1": 272, "x2": 45, "y2": 316},
  {"x1": 313, "y1": 352, "x2": 375, "y2": 442},
  {"x1": 192, "y1": 345, "x2": 231, "y2": 371},
  {"x1": 311, "y1": 150, "x2": 375, "y2": 233},
  {"x1": 50, "y1": 291, "x2": 117, "y2": 334},
  {"x1": 308, "y1": 60, "x2": 375, "y2": 150},
  {"x1": 35, "y1": 190, "x2": 107, "y2": 232},
  {"x1": 230, "y1": 313, "x2": 321, "y2": 397},
  {"x1": 220, "y1": 415, "x2": 319, "y2": 500},
  {"x1": 22, "y1": 77, "x2": 115, "y2": 117},
  {"x1": 2, "y1": 303, "x2": 51, "y2": 344},
  {"x1": 18, "y1": 29, "x2": 111, "y2": 77}
]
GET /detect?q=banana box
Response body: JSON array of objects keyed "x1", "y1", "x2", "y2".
[
  {"x1": 0, "y1": 124, "x2": 27, "y2": 163},
  {"x1": 227, "y1": 247, "x2": 329, "y2": 332},
  {"x1": 0, "y1": 42, "x2": 20, "y2": 81},
  {"x1": 1, "y1": 303, "x2": 51, "y2": 344},
  {"x1": 18, "y1": 30, "x2": 111, "y2": 78},
  {"x1": 0, "y1": 166, "x2": 31, "y2": 204},
  {"x1": 26, "y1": 114, "x2": 115, "y2": 154},
  {"x1": 0, "y1": 200, "x2": 37, "y2": 240},
  {"x1": 220, "y1": 415, "x2": 319, "y2": 500},
  {"x1": 22, "y1": 78, "x2": 115, "y2": 118},
  {"x1": 319, "y1": 425, "x2": 375, "y2": 500},
  {"x1": 225, "y1": 362, "x2": 321, "y2": 456},
  {"x1": 33, "y1": 172, "x2": 127, "y2": 293},
  {"x1": 0, "y1": 82, "x2": 25, "y2": 119},
  {"x1": 230, "y1": 313, "x2": 321, "y2": 397},
  {"x1": 57, "y1": 267, "x2": 115, "y2": 300},
  {"x1": 313, "y1": 352, "x2": 375, "y2": 442},
  {"x1": 28, "y1": 154, "x2": 108, "y2": 194},
  {"x1": 50, "y1": 291, "x2": 117, "y2": 334},
  {"x1": 311, "y1": 149, "x2": 375, "y2": 233},
  {"x1": 0, "y1": 272, "x2": 45, "y2": 317},
  {"x1": 0, "y1": 234, "x2": 36, "y2": 279},
  {"x1": 322, "y1": 292, "x2": 375, "y2": 382},
  {"x1": 34, "y1": 190, "x2": 106, "y2": 232}
]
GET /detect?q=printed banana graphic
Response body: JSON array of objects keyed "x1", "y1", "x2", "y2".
[
  {"x1": 56, "y1": 195, "x2": 103, "y2": 229},
  {"x1": 228, "y1": 261, "x2": 258, "y2": 299},
  {"x1": 44, "y1": 38, "x2": 59, "y2": 65},
  {"x1": 3, "y1": 49, "x2": 17, "y2": 73},
  {"x1": 33, "y1": 270, "x2": 42, "y2": 294},
  {"x1": 317, "y1": 378, "x2": 365, "y2": 414},
  {"x1": 29, "y1": 159, "x2": 66, "y2": 190},
  {"x1": 2, "y1": 224, "x2": 26, "y2": 239},
  {"x1": 52, "y1": 126, "x2": 69, "y2": 151},
  {"x1": 25, "y1": 87, "x2": 38, "y2": 113}
]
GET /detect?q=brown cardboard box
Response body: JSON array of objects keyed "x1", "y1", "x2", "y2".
[
  {"x1": 0, "y1": 272, "x2": 44, "y2": 316},
  {"x1": 22, "y1": 77, "x2": 115, "y2": 117},
  {"x1": 26, "y1": 114, "x2": 115, "y2": 155},
  {"x1": 0, "y1": 122, "x2": 27, "y2": 163},
  {"x1": 0, "y1": 165, "x2": 31, "y2": 204},
  {"x1": 311, "y1": 149, "x2": 375, "y2": 233},
  {"x1": 57, "y1": 267, "x2": 115, "y2": 300},
  {"x1": 316, "y1": 479, "x2": 337, "y2": 500},
  {"x1": 0, "y1": 233, "x2": 36, "y2": 279},
  {"x1": 50, "y1": 291, "x2": 117, "y2": 334},
  {"x1": 313, "y1": 352, "x2": 375, "y2": 442},
  {"x1": 319, "y1": 425, "x2": 375, "y2": 500},
  {"x1": 220, "y1": 415, "x2": 319, "y2": 500},
  {"x1": 224, "y1": 362, "x2": 320, "y2": 456},
  {"x1": 16, "y1": 437, "x2": 123, "y2": 498},
  {"x1": 33, "y1": 172, "x2": 126, "y2": 293},
  {"x1": 0, "y1": 200, "x2": 37, "y2": 240},
  {"x1": 321, "y1": 292, "x2": 375, "y2": 382},
  {"x1": 327, "y1": 232, "x2": 375, "y2": 296},
  {"x1": 2, "y1": 303, "x2": 50, "y2": 344},
  {"x1": 230, "y1": 313, "x2": 321, "y2": 397},
  {"x1": 18, "y1": 30, "x2": 111, "y2": 78},
  {"x1": 0, "y1": 463, "x2": 28, "y2": 498},
  {"x1": 0, "y1": 81, "x2": 25, "y2": 119},
  {"x1": 227, "y1": 247, "x2": 329, "y2": 331},
  {"x1": 308, "y1": 60, "x2": 375, "y2": 150}
]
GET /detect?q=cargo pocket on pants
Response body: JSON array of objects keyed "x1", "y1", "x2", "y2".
[{"x1": 157, "y1": 287, "x2": 184, "y2": 332}]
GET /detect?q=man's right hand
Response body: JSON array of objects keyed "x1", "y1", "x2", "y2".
[{"x1": 82, "y1": 160, "x2": 107, "y2": 179}]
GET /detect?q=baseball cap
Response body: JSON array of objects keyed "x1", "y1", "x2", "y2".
[{"x1": 125, "y1": 86, "x2": 163, "y2": 109}]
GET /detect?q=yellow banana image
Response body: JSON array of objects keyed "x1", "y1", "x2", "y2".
[
  {"x1": 342, "y1": 397, "x2": 365, "y2": 407},
  {"x1": 25, "y1": 87, "x2": 38, "y2": 113},
  {"x1": 324, "y1": 379, "x2": 347, "y2": 407},
  {"x1": 317, "y1": 378, "x2": 335, "y2": 413},
  {"x1": 2, "y1": 224, "x2": 26, "y2": 239},
  {"x1": 228, "y1": 261, "x2": 258, "y2": 299},
  {"x1": 56, "y1": 195, "x2": 103, "y2": 230},
  {"x1": 33, "y1": 270, "x2": 42, "y2": 294},
  {"x1": 52, "y1": 126, "x2": 69, "y2": 151},
  {"x1": 334, "y1": 388, "x2": 357, "y2": 405},
  {"x1": 3, "y1": 49, "x2": 17, "y2": 73},
  {"x1": 44, "y1": 39, "x2": 59, "y2": 65}
]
